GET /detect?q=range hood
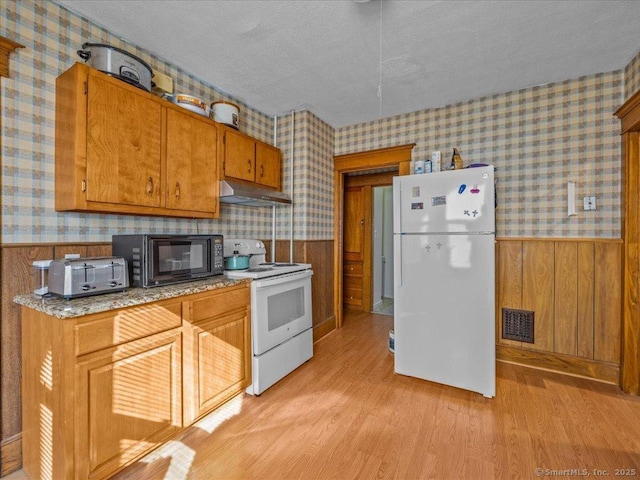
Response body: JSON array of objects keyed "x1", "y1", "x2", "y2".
[{"x1": 219, "y1": 180, "x2": 292, "y2": 207}]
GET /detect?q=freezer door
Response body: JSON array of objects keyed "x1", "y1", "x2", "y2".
[
  {"x1": 393, "y1": 166, "x2": 495, "y2": 234},
  {"x1": 393, "y1": 233, "x2": 495, "y2": 397}
]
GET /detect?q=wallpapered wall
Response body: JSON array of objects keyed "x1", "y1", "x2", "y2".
[
  {"x1": 336, "y1": 72, "x2": 623, "y2": 238},
  {"x1": 624, "y1": 50, "x2": 640, "y2": 100},
  {"x1": 2, "y1": 0, "x2": 639, "y2": 243},
  {"x1": 1, "y1": 0, "x2": 297, "y2": 244}
]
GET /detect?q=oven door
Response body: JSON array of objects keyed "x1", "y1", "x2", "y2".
[{"x1": 251, "y1": 270, "x2": 313, "y2": 355}]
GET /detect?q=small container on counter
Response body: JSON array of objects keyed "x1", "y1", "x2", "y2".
[{"x1": 33, "y1": 260, "x2": 52, "y2": 296}]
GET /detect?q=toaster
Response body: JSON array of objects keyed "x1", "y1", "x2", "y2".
[{"x1": 48, "y1": 256, "x2": 129, "y2": 299}]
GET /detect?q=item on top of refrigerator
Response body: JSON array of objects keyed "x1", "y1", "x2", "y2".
[
  {"x1": 450, "y1": 148, "x2": 464, "y2": 170},
  {"x1": 466, "y1": 163, "x2": 490, "y2": 168},
  {"x1": 414, "y1": 160, "x2": 425, "y2": 174},
  {"x1": 431, "y1": 151, "x2": 442, "y2": 172}
]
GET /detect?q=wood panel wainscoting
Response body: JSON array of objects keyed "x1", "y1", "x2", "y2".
[
  {"x1": 0, "y1": 243, "x2": 111, "y2": 476},
  {"x1": 496, "y1": 238, "x2": 622, "y2": 385}
]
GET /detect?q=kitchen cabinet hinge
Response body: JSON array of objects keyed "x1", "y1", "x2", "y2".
[
  {"x1": 81, "y1": 179, "x2": 86, "y2": 192},
  {"x1": 83, "y1": 81, "x2": 87, "y2": 95}
]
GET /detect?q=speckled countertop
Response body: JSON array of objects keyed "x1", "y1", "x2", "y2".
[{"x1": 13, "y1": 276, "x2": 250, "y2": 319}]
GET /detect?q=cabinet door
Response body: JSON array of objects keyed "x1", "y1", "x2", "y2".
[
  {"x1": 75, "y1": 329, "x2": 182, "y2": 480},
  {"x1": 255, "y1": 142, "x2": 282, "y2": 190},
  {"x1": 223, "y1": 128, "x2": 255, "y2": 182},
  {"x1": 165, "y1": 109, "x2": 218, "y2": 214},
  {"x1": 183, "y1": 309, "x2": 251, "y2": 425},
  {"x1": 86, "y1": 72, "x2": 162, "y2": 207}
]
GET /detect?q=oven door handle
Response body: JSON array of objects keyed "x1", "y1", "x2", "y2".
[{"x1": 253, "y1": 269, "x2": 313, "y2": 288}]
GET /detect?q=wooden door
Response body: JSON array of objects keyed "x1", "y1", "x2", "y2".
[
  {"x1": 223, "y1": 128, "x2": 255, "y2": 182},
  {"x1": 343, "y1": 186, "x2": 372, "y2": 310},
  {"x1": 165, "y1": 109, "x2": 218, "y2": 214},
  {"x1": 255, "y1": 142, "x2": 282, "y2": 189},
  {"x1": 344, "y1": 186, "x2": 365, "y2": 262},
  {"x1": 75, "y1": 329, "x2": 182, "y2": 480},
  {"x1": 86, "y1": 72, "x2": 162, "y2": 207}
]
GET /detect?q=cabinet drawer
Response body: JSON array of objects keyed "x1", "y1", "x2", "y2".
[
  {"x1": 75, "y1": 301, "x2": 182, "y2": 356},
  {"x1": 344, "y1": 275, "x2": 363, "y2": 290},
  {"x1": 344, "y1": 263, "x2": 363, "y2": 276},
  {"x1": 344, "y1": 287, "x2": 362, "y2": 305},
  {"x1": 187, "y1": 286, "x2": 250, "y2": 323}
]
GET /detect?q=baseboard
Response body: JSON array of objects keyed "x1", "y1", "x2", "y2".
[
  {"x1": 313, "y1": 316, "x2": 336, "y2": 343},
  {"x1": 497, "y1": 345, "x2": 620, "y2": 385},
  {"x1": 1, "y1": 434, "x2": 22, "y2": 477}
]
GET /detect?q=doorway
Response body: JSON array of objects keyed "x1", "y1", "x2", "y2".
[
  {"x1": 333, "y1": 144, "x2": 415, "y2": 328},
  {"x1": 372, "y1": 186, "x2": 394, "y2": 316}
]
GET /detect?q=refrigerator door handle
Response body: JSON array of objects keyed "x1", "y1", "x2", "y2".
[{"x1": 397, "y1": 234, "x2": 403, "y2": 287}]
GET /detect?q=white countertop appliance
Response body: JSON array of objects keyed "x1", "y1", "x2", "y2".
[
  {"x1": 224, "y1": 239, "x2": 313, "y2": 395},
  {"x1": 393, "y1": 166, "x2": 496, "y2": 397}
]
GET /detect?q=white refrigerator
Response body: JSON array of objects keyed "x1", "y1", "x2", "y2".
[{"x1": 393, "y1": 165, "x2": 495, "y2": 398}]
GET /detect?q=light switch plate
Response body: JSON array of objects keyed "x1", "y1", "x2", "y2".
[{"x1": 583, "y1": 196, "x2": 596, "y2": 211}]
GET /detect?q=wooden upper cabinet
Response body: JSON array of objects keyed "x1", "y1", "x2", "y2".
[
  {"x1": 220, "y1": 125, "x2": 282, "y2": 190},
  {"x1": 86, "y1": 73, "x2": 162, "y2": 207},
  {"x1": 256, "y1": 141, "x2": 281, "y2": 189},
  {"x1": 165, "y1": 108, "x2": 218, "y2": 213},
  {"x1": 55, "y1": 62, "x2": 220, "y2": 219},
  {"x1": 223, "y1": 127, "x2": 255, "y2": 182}
]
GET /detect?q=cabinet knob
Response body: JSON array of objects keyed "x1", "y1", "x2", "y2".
[
  {"x1": 175, "y1": 182, "x2": 181, "y2": 200},
  {"x1": 146, "y1": 177, "x2": 154, "y2": 196}
]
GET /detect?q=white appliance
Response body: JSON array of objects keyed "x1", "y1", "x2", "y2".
[
  {"x1": 224, "y1": 239, "x2": 313, "y2": 395},
  {"x1": 393, "y1": 166, "x2": 496, "y2": 398}
]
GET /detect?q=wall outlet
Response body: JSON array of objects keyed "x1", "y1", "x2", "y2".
[{"x1": 583, "y1": 196, "x2": 596, "y2": 211}]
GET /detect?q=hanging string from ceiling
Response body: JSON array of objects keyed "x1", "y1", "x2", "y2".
[{"x1": 377, "y1": 0, "x2": 383, "y2": 119}]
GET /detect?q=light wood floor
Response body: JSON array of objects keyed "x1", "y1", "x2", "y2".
[
  {"x1": 8, "y1": 310, "x2": 640, "y2": 480},
  {"x1": 108, "y1": 309, "x2": 640, "y2": 480}
]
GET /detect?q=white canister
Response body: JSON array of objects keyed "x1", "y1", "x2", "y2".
[{"x1": 211, "y1": 101, "x2": 240, "y2": 129}]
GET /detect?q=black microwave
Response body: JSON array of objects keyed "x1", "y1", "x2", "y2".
[{"x1": 112, "y1": 234, "x2": 224, "y2": 288}]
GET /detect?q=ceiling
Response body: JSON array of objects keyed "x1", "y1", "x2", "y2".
[{"x1": 57, "y1": 0, "x2": 640, "y2": 128}]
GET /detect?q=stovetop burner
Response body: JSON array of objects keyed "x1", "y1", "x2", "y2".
[
  {"x1": 248, "y1": 267, "x2": 273, "y2": 273},
  {"x1": 260, "y1": 262, "x2": 299, "y2": 267}
]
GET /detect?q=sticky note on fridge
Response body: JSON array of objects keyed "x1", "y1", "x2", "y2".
[{"x1": 412, "y1": 186, "x2": 420, "y2": 197}]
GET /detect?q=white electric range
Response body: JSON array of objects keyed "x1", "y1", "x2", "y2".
[{"x1": 224, "y1": 239, "x2": 313, "y2": 395}]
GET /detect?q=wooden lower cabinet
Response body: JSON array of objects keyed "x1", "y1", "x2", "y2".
[
  {"x1": 20, "y1": 283, "x2": 251, "y2": 480},
  {"x1": 182, "y1": 286, "x2": 251, "y2": 425},
  {"x1": 75, "y1": 330, "x2": 182, "y2": 480}
]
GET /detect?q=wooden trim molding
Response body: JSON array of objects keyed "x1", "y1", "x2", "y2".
[
  {"x1": 616, "y1": 90, "x2": 640, "y2": 395},
  {"x1": 0, "y1": 434, "x2": 21, "y2": 477},
  {"x1": 497, "y1": 345, "x2": 619, "y2": 385},
  {"x1": 313, "y1": 316, "x2": 336, "y2": 343},
  {"x1": 333, "y1": 144, "x2": 415, "y2": 328},
  {"x1": 0, "y1": 36, "x2": 24, "y2": 79}
]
